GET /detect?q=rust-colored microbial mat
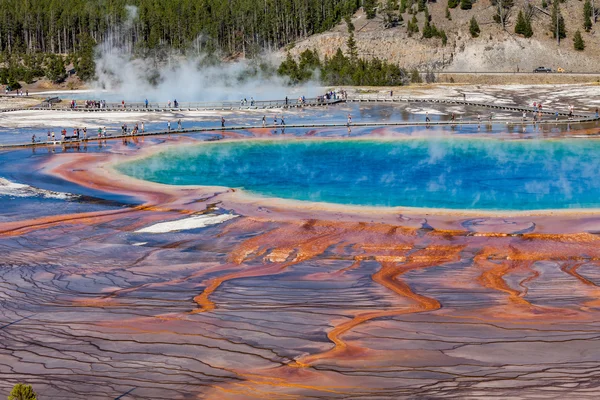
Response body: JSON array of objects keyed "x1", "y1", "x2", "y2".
[{"x1": 2, "y1": 138, "x2": 600, "y2": 399}]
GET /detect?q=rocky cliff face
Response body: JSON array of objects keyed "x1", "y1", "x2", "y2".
[{"x1": 287, "y1": 2, "x2": 600, "y2": 72}]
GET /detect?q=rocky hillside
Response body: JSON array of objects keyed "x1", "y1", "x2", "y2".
[{"x1": 287, "y1": 0, "x2": 600, "y2": 72}]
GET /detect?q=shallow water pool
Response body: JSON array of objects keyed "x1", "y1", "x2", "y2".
[{"x1": 117, "y1": 138, "x2": 600, "y2": 210}]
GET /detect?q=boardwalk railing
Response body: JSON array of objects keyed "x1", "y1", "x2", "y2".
[
  {"x1": 4, "y1": 115, "x2": 600, "y2": 150},
  {"x1": 33, "y1": 97, "x2": 343, "y2": 111}
]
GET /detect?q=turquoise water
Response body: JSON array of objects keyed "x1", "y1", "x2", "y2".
[{"x1": 117, "y1": 138, "x2": 600, "y2": 210}]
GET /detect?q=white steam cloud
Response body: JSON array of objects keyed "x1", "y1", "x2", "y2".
[{"x1": 91, "y1": 5, "x2": 320, "y2": 102}]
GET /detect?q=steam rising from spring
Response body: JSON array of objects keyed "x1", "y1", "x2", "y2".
[{"x1": 92, "y1": 5, "x2": 320, "y2": 102}]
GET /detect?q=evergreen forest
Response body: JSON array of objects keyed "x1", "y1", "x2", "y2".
[{"x1": 0, "y1": 0, "x2": 359, "y2": 56}]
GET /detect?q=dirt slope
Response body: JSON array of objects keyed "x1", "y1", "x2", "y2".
[{"x1": 288, "y1": 1, "x2": 600, "y2": 72}]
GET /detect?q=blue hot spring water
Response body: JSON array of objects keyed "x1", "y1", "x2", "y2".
[{"x1": 117, "y1": 138, "x2": 600, "y2": 210}]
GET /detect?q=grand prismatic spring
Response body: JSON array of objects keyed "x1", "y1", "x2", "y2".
[{"x1": 3, "y1": 86, "x2": 600, "y2": 399}]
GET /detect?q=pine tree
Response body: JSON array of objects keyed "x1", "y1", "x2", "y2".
[
  {"x1": 410, "y1": 69, "x2": 422, "y2": 83},
  {"x1": 584, "y1": 0, "x2": 593, "y2": 31},
  {"x1": 347, "y1": 33, "x2": 359, "y2": 61},
  {"x1": 345, "y1": 14, "x2": 355, "y2": 33},
  {"x1": 469, "y1": 16, "x2": 480, "y2": 37},
  {"x1": 446, "y1": 6, "x2": 452, "y2": 19},
  {"x1": 407, "y1": 14, "x2": 420, "y2": 36},
  {"x1": 8, "y1": 384, "x2": 37, "y2": 400},
  {"x1": 418, "y1": 0, "x2": 427, "y2": 12},
  {"x1": 514, "y1": 9, "x2": 533, "y2": 37},
  {"x1": 277, "y1": 53, "x2": 301, "y2": 83},
  {"x1": 515, "y1": 10, "x2": 527, "y2": 35},
  {"x1": 364, "y1": 0, "x2": 377, "y2": 18},
  {"x1": 573, "y1": 30, "x2": 586, "y2": 50},
  {"x1": 461, "y1": 0, "x2": 473, "y2": 10},
  {"x1": 298, "y1": 49, "x2": 321, "y2": 81},
  {"x1": 440, "y1": 29, "x2": 448, "y2": 45},
  {"x1": 448, "y1": 0, "x2": 459, "y2": 8},
  {"x1": 400, "y1": 0, "x2": 408, "y2": 13},
  {"x1": 524, "y1": 14, "x2": 534, "y2": 37},
  {"x1": 75, "y1": 33, "x2": 96, "y2": 81},
  {"x1": 46, "y1": 54, "x2": 66, "y2": 83},
  {"x1": 423, "y1": 19, "x2": 433, "y2": 37}
]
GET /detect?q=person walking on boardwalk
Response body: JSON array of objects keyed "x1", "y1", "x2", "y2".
[
  {"x1": 281, "y1": 115, "x2": 285, "y2": 126},
  {"x1": 262, "y1": 115, "x2": 266, "y2": 127},
  {"x1": 98, "y1": 127, "x2": 102, "y2": 138},
  {"x1": 141, "y1": 122, "x2": 145, "y2": 133},
  {"x1": 83, "y1": 127, "x2": 87, "y2": 140},
  {"x1": 32, "y1": 134, "x2": 36, "y2": 144},
  {"x1": 347, "y1": 113, "x2": 352, "y2": 126},
  {"x1": 425, "y1": 112, "x2": 430, "y2": 123},
  {"x1": 273, "y1": 115, "x2": 277, "y2": 126},
  {"x1": 178, "y1": 119, "x2": 182, "y2": 131},
  {"x1": 167, "y1": 121, "x2": 171, "y2": 132},
  {"x1": 221, "y1": 117, "x2": 225, "y2": 128},
  {"x1": 47, "y1": 131, "x2": 51, "y2": 142},
  {"x1": 145, "y1": 98, "x2": 149, "y2": 108},
  {"x1": 61, "y1": 129, "x2": 66, "y2": 142}
]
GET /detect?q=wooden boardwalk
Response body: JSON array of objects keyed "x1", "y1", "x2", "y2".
[
  {"x1": 0, "y1": 95, "x2": 594, "y2": 120},
  {"x1": 0, "y1": 95, "x2": 598, "y2": 149},
  {"x1": 349, "y1": 95, "x2": 594, "y2": 119},
  {"x1": 3, "y1": 116, "x2": 598, "y2": 150},
  {"x1": 28, "y1": 98, "x2": 344, "y2": 112}
]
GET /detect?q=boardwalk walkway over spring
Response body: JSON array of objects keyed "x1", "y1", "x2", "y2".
[
  {"x1": 0, "y1": 95, "x2": 598, "y2": 149},
  {"x1": 0, "y1": 94, "x2": 593, "y2": 119},
  {"x1": 30, "y1": 98, "x2": 344, "y2": 112}
]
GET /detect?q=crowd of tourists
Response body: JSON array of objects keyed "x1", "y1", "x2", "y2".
[{"x1": 69, "y1": 99, "x2": 108, "y2": 109}]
